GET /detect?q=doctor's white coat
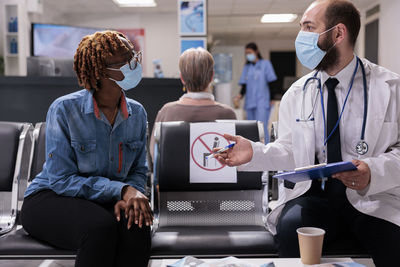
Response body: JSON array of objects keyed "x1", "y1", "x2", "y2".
[{"x1": 240, "y1": 58, "x2": 400, "y2": 234}]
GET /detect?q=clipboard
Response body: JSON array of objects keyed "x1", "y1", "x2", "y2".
[{"x1": 272, "y1": 161, "x2": 357, "y2": 183}]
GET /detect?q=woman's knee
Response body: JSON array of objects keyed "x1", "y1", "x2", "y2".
[
  {"x1": 89, "y1": 216, "x2": 117, "y2": 237},
  {"x1": 79, "y1": 213, "x2": 119, "y2": 248}
]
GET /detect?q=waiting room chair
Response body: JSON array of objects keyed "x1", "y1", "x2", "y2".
[
  {"x1": 0, "y1": 121, "x2": 33, "y2": 235},
  {"x1": 28, "y1": 122, "x2": 46, "y2": 182},
  {"x1": 0, "y1": 122, "x2": 76, "y2": 259},
  {"x1": 150, "y1": 121, "x2": 277, "y2": 258}
]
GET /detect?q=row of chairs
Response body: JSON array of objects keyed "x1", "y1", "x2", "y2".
[
  {"x1": 0, "y1": 120, "x2": 368, "y2": 260},
  {"x1": 0, "y1": 122, "x2": 74, "y2": 259},
  {"x1": 0, "y1": 120, "x2": 277, "y2": 260}
]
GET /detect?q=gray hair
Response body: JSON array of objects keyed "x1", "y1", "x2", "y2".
[{"x1": 179, "y1": 47, "x2": 214, "y2": 92}]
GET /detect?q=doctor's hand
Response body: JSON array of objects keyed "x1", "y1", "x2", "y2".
[
  {"x1": 215, "y1": 134, "x2": 253, "y2": 167},
  {"x1": 332, "y1": 159, "x2": 371, "y2": 191}
]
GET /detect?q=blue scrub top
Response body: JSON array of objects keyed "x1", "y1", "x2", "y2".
[{"x1": 239, "y1": 59, "x2": 277, "y2": 110}]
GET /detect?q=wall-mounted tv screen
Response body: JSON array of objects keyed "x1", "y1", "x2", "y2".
[{"x1": 32, "y1": 23, "x2": 105, "y2": 59}]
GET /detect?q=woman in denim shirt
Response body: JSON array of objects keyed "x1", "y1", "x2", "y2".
[{"x1": 21, "y1": 31, "x2": 152, "y2": 267}]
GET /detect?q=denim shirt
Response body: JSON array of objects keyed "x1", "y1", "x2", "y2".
[{"x1": 24, "y1": 89, "x2": 148, "y2": 203}]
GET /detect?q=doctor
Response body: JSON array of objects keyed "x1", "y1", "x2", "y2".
[{"x1": 216, "y1": 0, "x2": 400, "y2": 266}]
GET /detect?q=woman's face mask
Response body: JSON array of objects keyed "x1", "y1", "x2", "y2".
[
  {"x1": 107, "y1": 57, "x2": 143, "y2": 91},
  {"x1": 295, "y1": 25, "x2": 337, "y2": 70}
]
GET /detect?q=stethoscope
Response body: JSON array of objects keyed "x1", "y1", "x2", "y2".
[{"x1": 297, "y1": 57, "x2": 368, "y2": 156}]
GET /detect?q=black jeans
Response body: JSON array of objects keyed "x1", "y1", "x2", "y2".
[
  {"x1": 275, "y1": 181, "x2": 400, "y2": 267},
  {"x1": 21, "y1": 190, "x2": 151, "y2": 267}
]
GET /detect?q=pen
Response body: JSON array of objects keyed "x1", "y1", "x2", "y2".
[{"x1": 206, "y1": 143, "x2": 235, "y2": 159}]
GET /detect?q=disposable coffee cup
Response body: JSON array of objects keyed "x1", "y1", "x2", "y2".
[{"x1": 297, "y1": 227, "x2": 325, "y2": 265}]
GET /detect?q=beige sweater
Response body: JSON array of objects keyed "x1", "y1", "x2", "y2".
[{"x1": 149, "y1": 98, "x2": 237, "y2": 160}]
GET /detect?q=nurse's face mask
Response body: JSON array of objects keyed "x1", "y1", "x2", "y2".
[
  {"x1": 246, "y1": 53, "x2": 257, "y2": 62},
  {"x1": 295, "y1": 25, "x2": 337, "y2": 70},
  {"x1": 107, "y1": 50, "x2": 143, "y2": 91}
]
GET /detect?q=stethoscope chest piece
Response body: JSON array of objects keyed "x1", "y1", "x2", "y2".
[{"x1": 356, "y1": 140, "x2": 368, "y2": 155}]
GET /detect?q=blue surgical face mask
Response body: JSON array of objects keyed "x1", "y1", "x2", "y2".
[
  {"x1": 107, "y1": 58, "x2": 142, "y2": 91},
  {"x1": 295, "y1": 26, "x2": 336, "y2": 70},
  {"x1": 246, "y1": 53, "x2": 256, "y2": 62}
]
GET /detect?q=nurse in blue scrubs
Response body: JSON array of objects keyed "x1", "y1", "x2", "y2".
[{"x1": 234, "y1": 42, "x2": 277, "y2": 143}]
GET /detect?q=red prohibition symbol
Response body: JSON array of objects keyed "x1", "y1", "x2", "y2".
[{"x1": 190, "y1": 132, "x2": 231, "y2": 171}]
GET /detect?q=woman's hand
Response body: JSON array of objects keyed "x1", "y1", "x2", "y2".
[
  {"x1": 121, "y1": 186, "x2": 153, "y2": 229},
  {"x1": 114, "y1": 200, "x2": 127, "y2": 222},
  {"x1": 215, "y1": 134, "x2": 253, "y2": 167}
]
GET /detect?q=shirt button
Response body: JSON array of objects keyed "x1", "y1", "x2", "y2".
[
  {"x1": 48, "y1": 153, "x2": 53, "y2": 158},
  {"x1": 80, "y1": 146, "x2": 85, "y2": 151}
]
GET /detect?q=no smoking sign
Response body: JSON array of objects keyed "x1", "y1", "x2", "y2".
[{"x1": 189, "y1": 123, "x2": 237, "y2": 184}]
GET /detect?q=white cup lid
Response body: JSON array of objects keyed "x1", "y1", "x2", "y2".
[{"x1": 297, "y1": 227, "x2": 325, "y2": 236}]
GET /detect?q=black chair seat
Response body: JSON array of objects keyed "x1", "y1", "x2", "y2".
[
  {"x1": 0, "y1": 228, "x2": 75, "y2": 259},
  {"x1": 151, "y1": 226, "x2": 277, "y2": 258}
]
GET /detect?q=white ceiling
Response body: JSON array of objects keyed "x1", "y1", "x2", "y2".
[{"x1": 42, "y1": 0, "x2": 378, "y2": 43}]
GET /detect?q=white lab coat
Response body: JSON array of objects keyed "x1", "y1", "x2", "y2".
[{"x1": 240, "y1": 58, "x2": 400, "y2": 234}]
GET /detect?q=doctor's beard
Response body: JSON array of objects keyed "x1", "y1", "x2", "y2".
[{"x1": 315, "y1": 32, "x2": 339, "y2": 72}]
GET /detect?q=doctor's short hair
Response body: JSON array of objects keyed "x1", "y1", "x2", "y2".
[
  {"x1": 73, "y1": 30, "x2": 133, "y2": 90},
  {"x1": 179, "y1": 47, "x2": 214, "y2": 92},
  {"x1": 324, "y1": 0, "x2": 361, "y2": 47}
]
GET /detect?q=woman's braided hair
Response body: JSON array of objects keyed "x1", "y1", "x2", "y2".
[{"x1": 73, "y1": 30, "x2": 133, "y2": 90}]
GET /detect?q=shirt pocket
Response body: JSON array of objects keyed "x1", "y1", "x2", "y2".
[
  {"x1": 123, "y1": 141, "x2": 144, "y2": 174},
  {"x1": 71, "y1": 140, "x2": 97, "y2": 174}
]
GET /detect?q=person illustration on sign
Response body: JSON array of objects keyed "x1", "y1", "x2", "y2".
[
  {"x1": 203, "y1": 137, "x2": 220, "y2": 167},
  {"x1": 213, "y1": 136, "x2": 220, "y2": 148}
]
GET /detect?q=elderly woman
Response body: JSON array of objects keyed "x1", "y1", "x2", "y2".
[
  {"x1": 150, "y1": 47, "x2": 236, "y2": 159},
  {"x1": 21, "y1": 31, "x2": 152, "y2": 267}
]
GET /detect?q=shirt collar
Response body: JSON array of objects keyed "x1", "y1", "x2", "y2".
[
  {"x1": 180, "y1": 92, "x2": 215, "y2": 101},
  {"x1": 82, "y1": 89, "x2": 131, "y2": 120},
  {"x1": 320, "y1": 54, "x2": 357, "y2": 91}
]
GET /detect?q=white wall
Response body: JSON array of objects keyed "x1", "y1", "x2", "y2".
[
  {"x1": 0, "y1": 3, "x2": 180, "y2": 77},
  {"x1": 29, "y1": 12, "x2": 180, "y2": 78},
  {"x1": 61, "y1": 13, "x2": 179, "y2": 78},
  {"x1": 0, "y1": 5, "x2": 4, "y2": 57},
  {"x1": 379, "y1": 0, "x2": 400, "y2": 74},
  {"x1": 212, "y1": 38, "x2": 308, "y2": 97}
]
